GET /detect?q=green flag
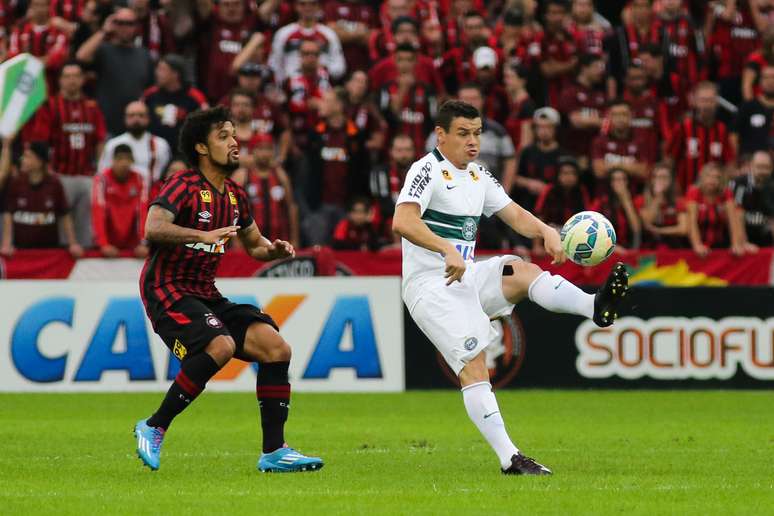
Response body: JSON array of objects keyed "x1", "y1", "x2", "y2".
[{"x1": 0, "y1": 53, "x2": 47, "y2": 137}]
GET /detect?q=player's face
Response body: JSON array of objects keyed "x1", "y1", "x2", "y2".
[
  {"x1": 206, "y1": 121, "x2": 240, "y2": 173},
  {"x1": 438, "y1": 117, "x2": 482, "y2": 165}
]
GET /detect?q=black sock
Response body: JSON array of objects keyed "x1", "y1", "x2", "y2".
[
  {"x1": 257, "y1": 361, "x2": 290, "y2": 453},
  {"x1": 147, "y1": 353, "x2": 220, "y2": 430}
]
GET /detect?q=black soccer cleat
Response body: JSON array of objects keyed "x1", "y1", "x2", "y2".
[
  {"x1": 593, "y1": 261, "x2": 629, "y2": 327},
  {"x1": 502, "y1": 453, "x2": 553, "y2": 476}
]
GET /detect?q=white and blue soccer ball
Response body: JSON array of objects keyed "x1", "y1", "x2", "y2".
[{"x1": 560, "y1": 211, "x2": 616, "y2": 266}]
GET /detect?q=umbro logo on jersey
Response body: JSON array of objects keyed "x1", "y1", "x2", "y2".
[
  {"x1": 198, "y1": 211, "x2": 212, "y2": 223},
  {"x1": 446, "y1": 185, "x2": 457, "y2": 190}
]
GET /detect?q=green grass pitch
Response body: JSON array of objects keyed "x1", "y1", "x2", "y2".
[{"x1": 1, "y1": 390, "x2": 772, "y2": 515}]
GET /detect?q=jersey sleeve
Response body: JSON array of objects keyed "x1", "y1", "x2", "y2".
[
  {"x1": 235, "y1": 184, "x2": 254, "y2": 227},
  {"x1": 481, "y1": 166, "x2": 512, "y2": 217},
  {"x1": 396, "y1": 159, "x2": 435, "y2": 214},
  {"x1": 150, "y1": 174, "x2": 190, "y2": 216}
]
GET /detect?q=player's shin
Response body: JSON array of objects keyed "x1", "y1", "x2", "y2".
[
  {"x1": 527, "y1": 271, "x2": 594, "y2": 319},
  {"x1": 147, "y1": 352, "x2": 221, "y2": 430},
  {"x1": 257, "y1": 361, "x2": 290, "y2": 453},
  {"x1": 461, "y1": 381, "x2": 519, "y2": 469}
]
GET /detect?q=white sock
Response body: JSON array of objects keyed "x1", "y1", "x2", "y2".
[
  {"x1": 461, "y1": 381, "x2": 519, "y2": 469},
  {"x1": 528, "y1": 271, "x2": 594, "y2": 319}
]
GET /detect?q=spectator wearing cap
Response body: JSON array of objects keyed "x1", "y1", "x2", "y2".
[
  {"x1": 269, "y1": 0, "x2": 346, "y2": 85},
  {"x1": 591, "y1": 99, "x2": 656, "y2": 192},
  {"x1": 24, "y1": 61, "x2": 107, "y2": 247},
  {"x1": 733, "y1": 65, "x2": 774, "y2": 155},
  {"x1": 143, "y1": 54, "x2": 209, "y2": 151},
  {"x1": 368, "y1": 16, "x2": 445, "y2": 95},
  {"x1": 231, "y1": 133, "x2": 299, "y2": 250},
  {"x1": 323, "y1": 0, "x2": 377, "y2": 73},
  {"x1": 98, "y1": 101, "x2": 171, "y2": 188},
  {"x1": 379, "y1": 44, "x2": 439, "y2": 159},
  {"x1": 666, "y1": 81, "x2": 735, "y2": 192},
  {"x1": 569, "y1": 0, "x2": 611, "y2": 56},
  {"x1": 606, "y1": 0, "x2": 666, "y2": 98},
  {"x1": 730, "y1": 151, "x2": 774, "y2": 248},
  {"x1": 192, "y1": 0, "x2": 256, "y2": 103},
  {"x1": 285, "y1": 39, "x2": 333, "y2": 157},
  {"x1": 130, "y1": 0, "x2": 176, "y2": 62},
  {"x1": 303, "y1": 88, "x2": 368, "y2": 245},
  {"x1": 635, "y1": 161, "x2": 688, "y2": 249},
  {"x1": 513, "y1": 107, "x2": 564, "y2": 212},
  {"x1": 92, "y1": 144, "x2": 149, "y2": 258},
  {"x1": 590, "y1": 168, "x2": 642, "y2": 252},
  {"x1": 369, "y1": 133, "x2": 416, "y2": 244},
  {"x1": 473, "y1": 47, "x2": 509, "y2": 126},
  {"x1": 344, "y1": 70, "x2": 388, "y2": 161},
  {"x1": 502, "y1": 62, "x2": 536, "y2": 160},
  {"x1": 539, "y1": 0, "x2": 580, "y2": 107},
  {"x1": 76, "y1": 7, "x2": 153, "y2": 135},
  {"x1": 557, "y1": 53, "x2": 608, "y2": 167},
  {"x1": 441, "y1": 11, "x2": 499, "y2": 95},
  {"x1": 8, "y1": 0, "x2": 69, "y2": 93},
  {"x1": 0, "y1": 141, "x2": 82, "y2": 257},
  {"x1": 534, "y1": 156, "x2": 590, "y2": 254},
  {"x1": 220, "y1": 65, "x2": 292, "y2": 166}
]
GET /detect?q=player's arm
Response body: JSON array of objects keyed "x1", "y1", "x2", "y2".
[
  {"x1": 392, "y1": 202, "x2": 465, "y2": 285},
  {"x1": 237, "y1": 221, "x2": 295, "y2": 261},
  {"x1": 495, "y1": 201, "x2": 566, "y2": 264},
  {"x1": 144, "y1": 205, "x2": 238, "y2": 245}
]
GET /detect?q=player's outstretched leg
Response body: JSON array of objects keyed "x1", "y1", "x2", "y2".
[
  {"x1": 459, "y1": 354, "x2": 551, "y2": 476},
  {"x1": 239, "y1": 322, "x2": 323, "y2": 473},
  {"x1": 503, "y1": 261, "x2": 629, "y2": 327},
  {"x1": 135, "y1": 336, "x2": 234, "y2": 470}
]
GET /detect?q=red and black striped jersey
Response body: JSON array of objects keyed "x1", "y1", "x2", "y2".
[
  {"x1": 140, "y1": 170, "x2": 254, "y2": 316},
  {"x1": 50, "y1": 0, "x2": 85, "y2": 21},
  {"x1": 243, "y1": 167, "x2": 291, "y2": 242},
  {"x1": 30, "y1": 95, "x2": 106, "y2": 177},
  {"x1": 667, "y1": 115, "x2": 735, "y2": 192}
]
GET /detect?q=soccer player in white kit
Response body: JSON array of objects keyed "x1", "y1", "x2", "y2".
[{"x1": 393, "y1": 101, "x2": 628, "y2": 475}]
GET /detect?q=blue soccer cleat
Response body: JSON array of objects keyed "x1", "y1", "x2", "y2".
[
  {"x1": 134, "y1": 419, "x2": 165, "y2": 471},
  {"x1": 258, "y1": 446, "x2": 324, "y2": 473}
]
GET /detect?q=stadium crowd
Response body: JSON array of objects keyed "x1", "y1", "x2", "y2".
[{"x1": 0, "y1": 0, "x2": 772, "y2": 260}]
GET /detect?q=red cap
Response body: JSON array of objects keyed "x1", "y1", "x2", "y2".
[{"x1": 251, "y1": 132, "x2": 274, "y2": 146}]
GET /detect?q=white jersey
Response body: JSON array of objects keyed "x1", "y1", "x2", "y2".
[{"x1": 396, "y1": 148, "x2": 511, "y2": 296}]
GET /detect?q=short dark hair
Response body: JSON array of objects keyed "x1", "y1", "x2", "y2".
[
  {"x1": 391, "y1": 15, "x2": 419, "y2": 34},
  {"x1": 546, "y1": 0, "x2": 569, "y2": 11},
  {"x1": 113, "y1": 143, "x2": 134, "y2": 159},
  {"x1": 464, "y1": 10, "x2": 484, "y2": 21},
  {"x1": 639, "y1": 44, "x2": 662, "y2": 57},
  {"x1": 178, "y1": 106, "x2": 232, "y2": 166},
  {"x1": 435, "y1": 100, "x2": 480, "y2": 131},
  {"x1": 61, "y1": 60, "x2": 82, "y2": 73}
]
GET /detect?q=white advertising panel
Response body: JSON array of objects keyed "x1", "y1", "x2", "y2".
[{"x1": 0, "y1": 278, "x2": 404, "y2": 392}]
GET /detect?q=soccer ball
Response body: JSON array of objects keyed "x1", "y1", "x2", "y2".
[{"x1": 559, "y1": 211, "x2": 616, "y2": 266}]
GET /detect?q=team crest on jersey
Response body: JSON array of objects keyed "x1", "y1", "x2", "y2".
[
  {"x1": 441, "y1": 169, "x2": 452, "y2": 181},
  {"x1": 172, "y1": 339, "x2": 187, "y2": 360},
  {"x1": 204, "y1": 313, "x2": 223, "y2": 328},
  {"x1": 228, "y1": 191, "x2": 238, "y2": 205},
  {"x1": 468, "y1": 169, "x2": 479, "y2": 181},
  {"x1": 462, "y1": 217, "x2": 478, "y2": 241},
  {"x1": 464, "y1": 337, "x2": 478, "y2": 351},
  {"x1": 200, "y1": 190, "x2": 212, "y2": 203}
]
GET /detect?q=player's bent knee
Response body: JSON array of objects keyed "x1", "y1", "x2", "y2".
[
  {"x1": 244, "y1": 323, "x2": 292, "y2": 362},
  {"x1": 204, "y1": 335, "x2": 236, "y2": 365},
  {"x1": 502, "y1": 261, "x2": 544, "y2": 303},
  {"x1": 458, "y1": 352, "x2": 489, "y2": 387}
]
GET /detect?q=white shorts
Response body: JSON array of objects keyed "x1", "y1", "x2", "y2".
[{"x1": 405, "y1": 255, "x2": 520, "y2": 375}]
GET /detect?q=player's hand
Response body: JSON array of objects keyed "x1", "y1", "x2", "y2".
[
  {"x1": 69, "y1": 243, "x2": 84, "y2": 258},
  {"x1": 267, "y1": 239, "x2": 295, "y2": 260},
  {"x1": 201, "y1": 225, "x2": 240, "y2": 244},
  {"x1": 100, "y1": 244, "x2": 120, "y2": 258},
  {"x1": 542, "y1": 227, "x2": 566, "y2": 265},
  {"x1": 444, "y1": 247, "x2": 466, "y2": 285}
]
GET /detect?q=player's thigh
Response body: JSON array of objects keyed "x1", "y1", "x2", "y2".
[
  {"x1": 468, "y1": 254, "x2": 538, "y2": 317},
  {"x1": 153, "y1": 296, "x2": 235, "y2": 363},
  {"x1": 211, "y1": 299, "x2": 287, "y2": 362},
  {"x1": 408, "y1": 278, "x2": 492, "y2": 377},
  {"x1": 494, "y1": 257, "x2": 543, "y2": 305}
]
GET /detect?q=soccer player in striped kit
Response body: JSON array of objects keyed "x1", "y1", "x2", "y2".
[{"x1": 134, "y1": 106, "x2": 323, "y2": 473}]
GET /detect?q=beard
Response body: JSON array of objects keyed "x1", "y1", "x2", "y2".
[
  {"x1": 127, "y1": 123, "x2": 147, "y2": 138},
  {"x1": 213, "y1": 154, "x2": 240, "y2": 173}
]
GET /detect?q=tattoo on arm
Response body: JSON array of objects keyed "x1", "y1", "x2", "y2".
[{"x1": 144, "y1": 205, "x2": 204, "y2": 245}]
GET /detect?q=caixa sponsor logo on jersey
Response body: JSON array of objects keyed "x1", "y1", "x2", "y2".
[
  {"x1": 576, "y1": 317, "x2": 774, "y2": 380},
  {"x1": 185, "y1": 239, "x2": 227, "y2": 254},
  {"x1": 8, "y1": 294, "x2": 384, "y2": 384}
]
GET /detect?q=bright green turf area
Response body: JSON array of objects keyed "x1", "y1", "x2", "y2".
[{"x1": 1, "y1": 391, "x2": 772, "y2": 515}]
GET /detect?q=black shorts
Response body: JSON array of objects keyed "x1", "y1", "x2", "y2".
[{"x1": 152, "y1": 296, "x2": 278, "y2": 361}]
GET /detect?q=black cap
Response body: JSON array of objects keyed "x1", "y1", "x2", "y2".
[
  {"x1": 26, "y1": 141, "x2": 49, "y2": 163},
  {"x1": 160, "y1": 53, "x2": 187, "y2": 79}
]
